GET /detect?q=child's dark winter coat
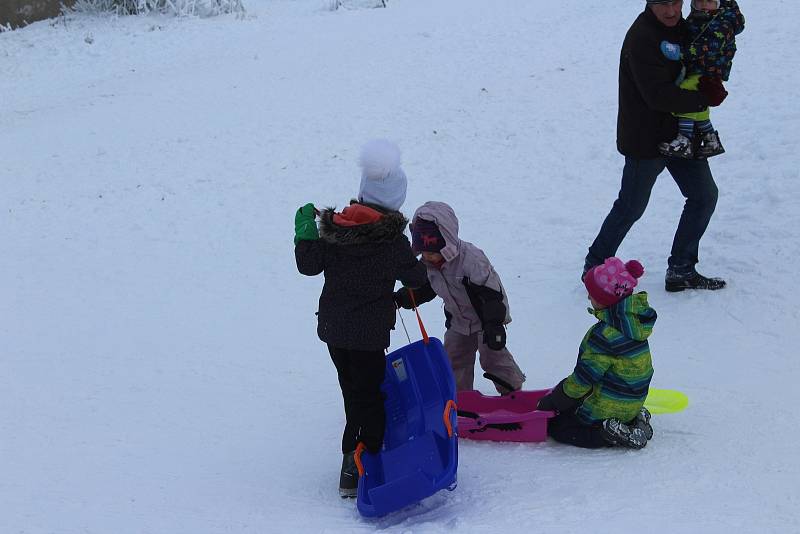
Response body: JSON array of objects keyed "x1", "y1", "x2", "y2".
[
  {"x1": 684, "y1": 0, "x2": 745, "y2": 81},
  {"x1": 295, "y1": 201, "x2": 427, "y2": 351}
]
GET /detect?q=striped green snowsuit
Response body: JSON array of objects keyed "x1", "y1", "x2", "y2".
[{"x1": 563, "y1": 292, "x2": 656, "y2": 425}]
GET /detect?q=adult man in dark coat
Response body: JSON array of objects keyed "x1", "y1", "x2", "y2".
[{"x1": 584, "y1": 0, "x2": 728, "y2": 292}]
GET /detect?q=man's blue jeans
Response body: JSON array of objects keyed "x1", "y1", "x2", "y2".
[{"x1": 586, "y1": 157, "x2": 719, "y2": 273}]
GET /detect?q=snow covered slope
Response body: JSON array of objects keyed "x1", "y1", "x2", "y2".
[{"x1": 2, "y1": 1, "x2": 799, "y2": 532}]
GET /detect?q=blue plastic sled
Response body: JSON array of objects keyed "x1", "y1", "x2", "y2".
[{"x1": 355, "y1": 337, "x2": 458, "y2": 518}]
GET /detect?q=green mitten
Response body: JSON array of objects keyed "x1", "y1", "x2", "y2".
[{"x1": 294, "y1": 203, "x2": 319, "y2": 244}]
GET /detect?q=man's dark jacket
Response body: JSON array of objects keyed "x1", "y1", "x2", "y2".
[
  {"x1": 295, "y1": 203, "x2": 427, "y2": 351},
  {"x1": 617, "y1": 8, "x2": 709, "y2": 158}
]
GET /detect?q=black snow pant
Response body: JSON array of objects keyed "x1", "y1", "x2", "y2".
[
  {"x1": 548, "y1": 411, "x2": 610, "y2": 449},
  {"x1": 328, "y1": 345, "x2": 386, "y2": 454}
]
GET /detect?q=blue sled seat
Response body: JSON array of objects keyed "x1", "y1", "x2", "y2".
[{"x1": 355, "y1": 337, "x2": 458, "y2": 518}]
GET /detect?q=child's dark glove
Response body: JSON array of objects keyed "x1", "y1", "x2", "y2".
[
  {"x1": 536, "y1": 379, "x2": 583, "y2": 413},
  {"x1": 698, "y1": 76, "x2": 728, "y2": 107},
  {"x1": 393, "y1": 288, "x2": 415, "y2": 310},
  {"x1": 483, "y1": 324, "x2": 506, "y2": 351},
  {"x1": 395, "y1": 282, "x2": 437, "y2": 310},
  {"x1": 536, "y1": 394, "x2": 557, "y2": 412}
]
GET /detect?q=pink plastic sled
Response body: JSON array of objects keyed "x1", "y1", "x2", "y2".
[{"x1": 456, "y1": 388, "x2": 555, "y2": 443}]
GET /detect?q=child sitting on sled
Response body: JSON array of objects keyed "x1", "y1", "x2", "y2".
[
  {"x1": 537, "y1": 257, "x2": 656, "y2": 449},
  {"x1": 294, "y1": 139, "x2": 427, "y2": 497},
  {"x1": 394, "y1": 201, "x2": 526, "y2": 395},
  {"x1": 658, "y1": 0, "x2": 745, "y2": 159}
]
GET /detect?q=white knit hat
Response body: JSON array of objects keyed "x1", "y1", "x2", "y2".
[{"x1": 357, "y1": 139, "x2": 407, "y2": 211}]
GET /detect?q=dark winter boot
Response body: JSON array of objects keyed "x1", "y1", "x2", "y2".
[
  {"x1": 665, "y1": 268, "x2": 726, "y2": 292},
  {"x1": 630, "y1": 407, "x2": 654, "y2": 441},
  {"x1": 339, "y1": 451, "x2": 358, "y2": 498},
  {"x1": 602, "y1": 418, "x2": 648, "y2": 449},
  {"x1": 696, "y1": 130, "x2": 725, "y2": 158},
  {"x1": 658, "y1": 134, "x2": 693, "y2": 159}
]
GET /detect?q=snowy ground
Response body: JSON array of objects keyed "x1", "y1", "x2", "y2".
[{"x1": 2, "y1": 1, "x2": 800, "y2": 532}]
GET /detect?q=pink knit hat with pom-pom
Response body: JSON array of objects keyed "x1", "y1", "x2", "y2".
[{"x1": 584, "y1": 257, "x2": 645, "y2": 306}]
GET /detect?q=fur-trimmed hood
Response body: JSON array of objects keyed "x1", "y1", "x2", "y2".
[{"x1": 319, "y1": 201, "x2": 408, "y2": 247}]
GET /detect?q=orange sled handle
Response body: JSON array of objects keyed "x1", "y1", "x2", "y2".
[
  {"x1": 443, "y1": 399, "x2": 457, "y2": 438},
  {"x1": 406, "y1": 288, "x2": 430, "y2": 344},
  {"x1": 354, "y1": 442, "x2": 367, "y2": 477}
]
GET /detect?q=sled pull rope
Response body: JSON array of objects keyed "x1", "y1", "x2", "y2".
[
  {"x1": 354, "y1": 442, "x2": 366, "y2": 478},
  {"x1": 406, "y1": 288, "x2": 430, "y2": 344},
  {"x1": 443, "y1": 399, "x2": 457, "y2": 438},
  {"x1": 397, "y1": 306, "x2": 412, "y2": 345}
]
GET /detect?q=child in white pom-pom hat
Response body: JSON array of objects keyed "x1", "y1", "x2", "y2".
[
  {"x1": 356, "y1": 138, "x2": 408, "y2": 211},
  {"x1": 294, "y1": 139, "x2": 426, "y2": 497},
  {"x1": 537, "y1": 257, "x2": 658, "y2": 450}
]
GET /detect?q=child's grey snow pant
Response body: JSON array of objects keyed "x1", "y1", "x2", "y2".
[
  {"x1": 443, "y1": 329, "x2": 526, "y2": 393},
  {"x1": 328, "y1": 345, "x2": 386, "y2": 454}
]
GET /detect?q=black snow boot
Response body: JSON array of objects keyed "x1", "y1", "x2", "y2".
[
  {"x1": 665, "y1": 268, "x2": 726, "y2": 292},
  {"x1": 602, "y1": 418, "x2": 648, "y2": 449},
  {"x1": 630, "y1": 407, "x2": 654, "y2": 441},
  {"x1": 658, "y1": 133, "x2": 693, "y2": 159},
  {"x1": 339, "y1": 451, "x2": 358, "y2": 498},
  {"x1": 696, "y1": 130, "x2": 725, "y2": 158}
]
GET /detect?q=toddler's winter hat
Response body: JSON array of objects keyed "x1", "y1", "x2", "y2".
[
  {"x1": 357, "y1": 139, "x2": 407, "y2": 212},
  {"x1": 691, "y1": 0, "x2": 719, "y2": 9},
  {"x1": 584, "y1": 257, "x2": 645, "y2": 307},
  {"x1": 411, "y1": 218, "x2": 445, "y2": 253}
]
